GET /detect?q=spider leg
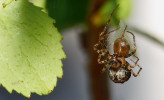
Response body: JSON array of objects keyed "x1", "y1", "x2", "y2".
[
  {"x1": 94, "y1": 41, "x2": 111, "y2": 65},
  {"x1": 129, "y1": 55, "x2": 139, "y2": 68},
  {"x1": 97, "y1": 49, "x2": 110, "y2": 72},
  {"x1": 94, "y1": 5, "x2": 119, "y2": 72},
  {"x1": 96, "y1": 48, "x2": 112, "y2": 72},
  {"x1": 97, "y1": 49, "x2": 108, "y2": 64},
  {"x1": 94, "y1": 28, "x2": 119, "y2": 71},
  {"x1": 101, "y1": 63, "x2": 110, "y2": 72},
  {"x1": 101, "y1": 53, "x2": 112, "y2": 73},
  {"x1": 121, "y1": 25, "x2": 127, "y2": 40},
  {"x1": 130, "y1": 65, "x2": 142, "y2": 77},
  {"x1": 126, "y1": 31, "x2": 137, "y2": 57},
  {"x1": 94, "y1": 41, "x2": 107, "y2": 55},
  {"x1": 129, "y1": 58, "x2": 142, "y2": 77},
  {"x1": 93, "y1": 43, "x2": 100, "y2": 51},
  {"x1": 98, "y1": 28, "x2": 120, "y2": 50},
  {"x1": 93, "y1": 35, "x2": 107, "y2": 51},
  {"x1": 100, "y1": 5, "x2": 119, "y2": 37},
  {"x1": 94, "y1": 28, "x2": 120, "y2": 52},
  {"x1": 103, "y1": 28, "x2": 120, "y2": 39}
]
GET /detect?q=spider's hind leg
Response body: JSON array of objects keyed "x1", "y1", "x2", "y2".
[
  {"x1": 129, "y1": 55, "x2": 139, "y2": 68},
  {"x1": 130, "y1": 65, "x2": 142, "y2": 77},
  {"x1": 128, "y1": 58, "x2": 142, "y2": 77}
]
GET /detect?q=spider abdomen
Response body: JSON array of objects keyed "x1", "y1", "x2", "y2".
[
  {"x1": 108, "y1": 66, "x2": 131, "y2": 83},
  {"x1": 114, "y1": 38, "x2": 130, "y2": 57}
]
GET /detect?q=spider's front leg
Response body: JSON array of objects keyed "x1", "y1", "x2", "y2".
[
  {"x1": 102, "y1": 28, "x2": 120, "y2": 39},
  {"x1": 94, "y1": 28, "x2": 120, "y2": 52},
  {"x1": 93, "y1": 34, "x2": 106, "y2": 51}
]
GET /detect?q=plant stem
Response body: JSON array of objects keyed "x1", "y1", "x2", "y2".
[{"x1": 85, "y1": 0, "x2": 110, "y2": 100}]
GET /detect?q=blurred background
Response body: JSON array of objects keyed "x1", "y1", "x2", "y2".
[{"x1": 0, "y1": 0, "x2": 164, "y2": 100}]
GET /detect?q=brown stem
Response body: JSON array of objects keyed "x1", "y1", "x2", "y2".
[{"x1": 85, "y1": 0, "x2": 110, "y2": 100}]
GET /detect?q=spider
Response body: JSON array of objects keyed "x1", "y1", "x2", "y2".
[{"x1": 93, "y1": 5, "x2": 142, "y2": 83}]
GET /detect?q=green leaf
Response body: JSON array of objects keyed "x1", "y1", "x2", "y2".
[
  {"x1": 29, "y1": 0, "x2": 47, "y2": 12},
  {"x1": 116, "y1": 0, "x2": 132, "y2": 19},
  {"x1": 29, "y1": 0, "x2": 46, "y2": 8},
  {"x1": 46, "y1": 0, "x2": 89, "y2": 30},
  {"x1": 96, "y1": 0, "x2": 132, "y2": 26},
  {"x1": 0, "y1": 0, "x2": 66, "y2": 97}
]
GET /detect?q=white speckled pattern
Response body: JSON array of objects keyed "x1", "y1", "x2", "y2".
[{"x1": 108, "y1": 66, "x2": 131, "y2": 83}]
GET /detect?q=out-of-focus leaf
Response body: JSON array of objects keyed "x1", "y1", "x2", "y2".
[
  {"x1": 46, "y1": 0, "x2": 89, "y2": 30},
  {"x1": 93, "y1": 0, "x2": 132, "y2": 27},
  {"x1": 116, "y1": 0, "x2": 132, "y2": 19},
  {"x1": 0, "y1": 0, "x2": 65, "y2": 97}
]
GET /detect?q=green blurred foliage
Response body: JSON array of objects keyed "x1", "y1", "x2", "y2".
[
  {"x1": 45, "y1": 0, "x2": 131, "y2": 30},
  {"x1": 99, "y1": 0, "x2": 132, "y2": 26},
  {"x1": 46, "y1": 0, "x2": 89, "y2": 30},
  {"x1": 117, "y1": 0, "x2": 132, "y2": 20},
  {"x1": 99, "y1": 1, "x2": 119, "y2": 26}
]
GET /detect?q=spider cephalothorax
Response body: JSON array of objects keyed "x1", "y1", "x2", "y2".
[{"x1": 93, "y1": 5, "x2": 142, "y2": 83}]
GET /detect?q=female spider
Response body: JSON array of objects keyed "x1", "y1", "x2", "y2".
[{"x1": 93, "y1": 5, "x2": 142, "y2": 83}]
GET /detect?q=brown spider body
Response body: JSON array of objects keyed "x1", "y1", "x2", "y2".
[
  {"x1": 108, "y1": 55, "x2": 132, "y2": 83},
  {"x1": 108, "y1": 65, "x2": 131, "y2": 83},
  {"x1": 93, "y1": 5, "x2": 142, "y2": 83},
  {"x1": 110, "y1": 37, "x2": 130, "y2": 71},
  {"x1": 114, "y1": 38, "x2": 130, "y2": 57}
]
